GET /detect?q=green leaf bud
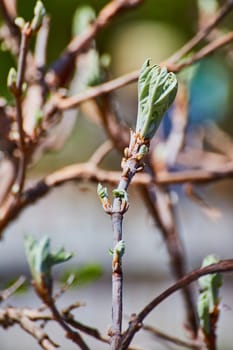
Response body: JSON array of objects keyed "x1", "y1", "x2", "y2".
[
  {"x1": 7, "y1": 67, "x2": 17, "y2": 94},
  {"x1": 97, "y1": 183, "x2": 108, "y2": 200},
  {"x1": 112, "y1": 189, "x2": 128, "y2": 202},
  {"x1": 114, "y1": 240, "x2": 125, "y2": 258},
  {"x1": 14, "y1": 17, "x2": 26, "y2": 30},
  {"x1": 31, "y1": 0, "x2": 46, "y2": 32},
  {"x1": 136, "y1": 59, "x2": 178, "y2": 140},
  {"x1": 138, "y1": 144, "x2": 149, "y2": 157}
]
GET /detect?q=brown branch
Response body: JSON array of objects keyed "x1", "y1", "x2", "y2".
[
  {"x1": 0, "y1": 158, "x2": 232, "y2": 237},
  {"x1": 88, "y1": 140, "x2": 113, "y2": 166},
  {"x1": 0, "y1": 305, "x2": 148, "y2": 350},
  {"x1": 142, "y1": 323, "x2": 201, "y2": 349},
  {"x1": 0, "y1": 276, "x2": 26, "y2": 302},
  {"x1": 46, "y1": 299, "x2": 90, "y2": 350},
  {"x1": 0, "y1": 307, "x2": 58, "y2": 350},
  {"x1": 54, "y1": 28, "x2": 233, "y2": 112},
  {"x1": 144, "y1": 86, "x2": 198, "y2": 334},
  {"x1": 64, "y1": 316, "x2": 110, "y2": 344},
  {"x1": 140, "y1": 183, "x2": 198, "y2": 336},
  {"x1": 44, "y1": 1, "x2": 233, "y2": 104},
  {"x1": 176, "y1": 31, "x2": 233, "y2": 71},
  {"x1": 45, "y1": 0, "x2": 143, "y2": 88},
  {"x1": 120, "y1": 259, "x2": 233, "y2": 349},
  {"x1": 13, "y1": 23, "x2": 33, "y2": 195},
  {"x1": 168, "y1": 0, "x2": 233, "y2": 63}
]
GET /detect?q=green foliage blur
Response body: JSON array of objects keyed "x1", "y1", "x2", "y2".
[
  {"x1": 0, "y1": 0, "x2": 196, "y2": 97},
  {"x1": 61, "y1": 263, "x2": 103, "y2": 287}
]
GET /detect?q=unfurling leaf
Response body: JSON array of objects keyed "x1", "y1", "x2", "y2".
[
  {"x1": 136, "y1": 60, "x2": 178, "y2": 140},
  {"x1": 24, "y1": 235, "x2": 73, "y2": 292}
]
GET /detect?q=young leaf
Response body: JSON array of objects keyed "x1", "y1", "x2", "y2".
[
  {"x1": 24, "y1": 235, "x2": 73, "y2": 291},
  {"x1": 136, "y1": 60, "x2": 178, "y2": 140}
]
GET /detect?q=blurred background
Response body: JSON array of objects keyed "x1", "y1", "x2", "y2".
[{"x1": 0, "y1": 0, "x2": 233, "y2": 349}]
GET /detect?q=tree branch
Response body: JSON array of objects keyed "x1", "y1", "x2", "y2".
[{"x1": 120, "y1": 259, "x2": 233, "y2": 349}]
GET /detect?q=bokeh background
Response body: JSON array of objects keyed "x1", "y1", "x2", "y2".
[{"x1": 0, "y1": 0, "x2": 233, "y2": 349}]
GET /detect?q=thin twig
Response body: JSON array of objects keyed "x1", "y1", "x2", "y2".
[
  {"x1": 142, "y1": 323, "x2": 201, "y2": 349},
  {"x1": 0, "y1": 158, "x2": 232, "y2": 237},
  {"x1": 13, "y1": 23, "x2": 32, "y2": 195},
  {"x1": 64, "y1": 316, "x2": 110, "y2": 344},
  {"x1": 120, "y1": 259, "x2": 233, "y2": 349},
  {"x1": 140, "y1": 183, "x2": 198, "y2": 335},
  {"x1": 46, "y1": 300, "x2": 90, "y2": 350},
  {"x1": 45, "y1": 0, "x2": 143, "y2": 88},
  {"x1": 0, "y1": 276, "x2": 26, "y2": 302},
  {"x1": 168, "y1": 0, "x2": 233, "y2": 63},
  {"x1": 88, "y1": 140, "x2": 113, "y2": 166},
  {"x1": 0, "y1": 307, "x2": 58, "y2": 350},
  {"x1": 176, "y1": 31, "x2": 233, "y2": 72},
  {"x1": 55, "y1": 31, "x2": 233, "y2": 112},
  {"x1": 108, "y1": 132, "x2": 150, "y2": 349},
  {"x1": 44, "y1": 0, "x2": 232, "y2": 92},
  {"x1": 147, "y1": 85, "x2": 198, "y2": 335}
]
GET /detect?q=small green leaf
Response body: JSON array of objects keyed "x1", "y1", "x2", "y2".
[
  {"x1": 138, "y1": 144, "x2": 149, "y2": 157},
  {"x1": 24, "y1": 235, "x2": 73, "y2": 290},
  {"x1": 136, "y1": 60, "x2": 178, "y2": 140},
  {"x1": 112, "y1": 189, "x2": 128, "y2": 201},
  {"x1": 109, "y1": 248, "x2": 114, "y2": 256},
  {"x1": 97, "y1": 183, "x2": 108, "y2": 199}
]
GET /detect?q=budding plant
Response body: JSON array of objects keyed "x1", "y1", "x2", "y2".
[
  {"x1": 98, "y1": 60, "x2": 178, "y2": 349},
  {"x1": 0, "y1": 1, "x2": 233, "y2": 350}
]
